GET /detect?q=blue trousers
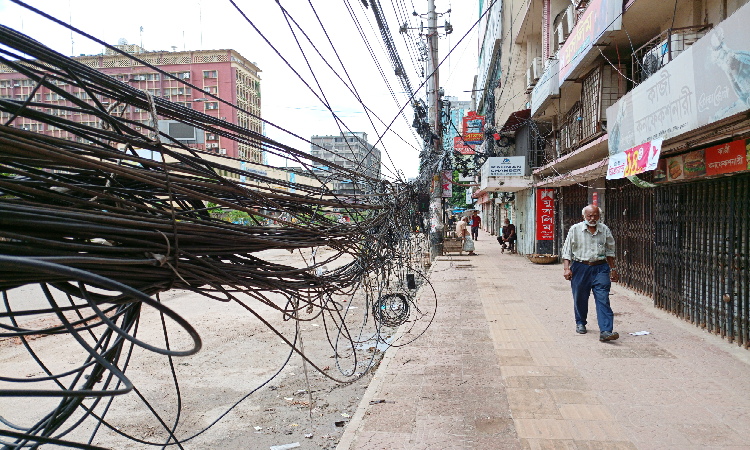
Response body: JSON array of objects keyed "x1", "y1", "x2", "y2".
[{"x1": 571, "y1": 261, "x2": 614, "y2": 332}]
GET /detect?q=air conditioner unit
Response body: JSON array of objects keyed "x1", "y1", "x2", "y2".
[
  {"x1": 219, "y1": 148, "x2": 226, "y2": 155},
  {"x1": 212, "y1": 143, "x2": 219, "y2": 149},
  {"x1": 556, "y1": 22, "x2": 567, "y2": 47},
  {"x1": 13, "y1": 83, "x2": 20, "y2": 87},
  {"x1": 526, "y1": 57, "x2": 542, "y2": 90},
  {"x1": 564, "y1": 5, "x2": 576, "y2": 35},
  {"x1": 600, "y1": 64, "x2": 626, "y2": 122}
]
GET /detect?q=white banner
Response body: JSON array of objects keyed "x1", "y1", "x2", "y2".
[{"x1": 607, "y1": 2, "x2": 750, "y2": 156}]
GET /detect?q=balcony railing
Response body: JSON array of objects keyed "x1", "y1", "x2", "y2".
[
  {"x1": 631, "y1": 24, "x2": 712, "y2": 84},
  {"x1": 559, "y1": 101, "x2": 582, "y2": 155},
  {"x1": 557, "y1": 63, "x2": 625, "y2": 157}
]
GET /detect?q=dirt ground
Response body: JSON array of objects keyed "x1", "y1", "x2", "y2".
[{"x1": 0, "y1": 248, "x2": 407, "y2": 449}]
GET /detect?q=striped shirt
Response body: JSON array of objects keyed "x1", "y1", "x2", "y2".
[{"x1": 561, "y1": 222, "x2": 616, "y2": 262}]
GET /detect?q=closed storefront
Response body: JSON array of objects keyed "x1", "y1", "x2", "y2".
[
  {"x1": 654, "y1": 173, "x2": 750, "y2": 347},
  {"x1": 606, "y1": 177, "x2": 655, "y2": 296}
]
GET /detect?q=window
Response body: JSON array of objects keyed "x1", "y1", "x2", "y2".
[
  {"x1": 205, "y1": 86, "x2": 218, "y2": 94},
  {"x1": 203, "y1": 70, "x2": 217, "y2": 78},
  {"x1": 205, "y1": 102, "x2": 218, "y2": 110},
  {"x1": 178, "y1": 72, "x2": 190, "y2": 80},
  {"x1": 145, "y1": 73, "x2": 159, "y2": 81},
  {"x1": 132, "y1": 74, "x2": 147, "y2": 81},
  {"x1": 22, "y1": 79, "x2": 35, "y2": 87},
  {"x1": 0, "y1": 80, "x2": 8, "y2": 87}
]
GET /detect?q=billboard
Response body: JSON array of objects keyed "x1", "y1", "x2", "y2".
[
  {"x1": 607, "y1": 2, "x2": 750, "y2": 157},
  {"x1": 558, "y1": 0, "x2": 622, "y2": 84},
  {"x1": 453, "y1": 136, "x2": 476, "y2": 155},
  {"x1": 462, "y1": 111, "x2": 485, "y2": 144}
]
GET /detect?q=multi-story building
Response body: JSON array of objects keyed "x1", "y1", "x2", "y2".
[
  {"x1": 442, "y1": 95, "x2": 472, "y2": 154},
  {"x1": 472, "y1": 0, "x2": 750, "y2": 344},
  {"x1": 0, "y1": 44, "x2": 263, "y2": 162},
  {"x1": 310, "y1": 132, "x2": 381, "y2": 195}
]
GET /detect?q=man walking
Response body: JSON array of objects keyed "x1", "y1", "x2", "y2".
[
  {"x1": 561, "y1": 205, "x2": 620, "y2": 342},
  {"x1": 469, "y1": 210, "x2": 481, "y2": 241}
]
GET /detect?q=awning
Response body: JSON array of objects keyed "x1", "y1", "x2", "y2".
[{"x1": 499, "y1": 109, "x2": 530, "y2": 133}]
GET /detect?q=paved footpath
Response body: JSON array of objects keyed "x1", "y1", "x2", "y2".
[{"x1": 337, "y1": 230, "x2": 750, "y2": 450}]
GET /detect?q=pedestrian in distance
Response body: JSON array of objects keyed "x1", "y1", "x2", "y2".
[
  {"x1": 561, "y1": 205, "x2": 620, "y2": 342},
  {"x1": 469, "y1": 210, "x2": 481, "y2": 241},
  {"x1": 455, "y1": 215, "x2": 475, "y2": 256}
]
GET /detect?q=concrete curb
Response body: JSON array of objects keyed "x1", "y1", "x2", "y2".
[{"x1": 335, "y1": 258, "x2": 439, "y2": 450}]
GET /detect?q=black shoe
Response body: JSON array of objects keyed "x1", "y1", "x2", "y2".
[
  {"x1": 599, "y1": 331, "x2": 619, "y2": 342},
  {"x1": 576, "y1": 324, "x2": 587, "y2": 334}
]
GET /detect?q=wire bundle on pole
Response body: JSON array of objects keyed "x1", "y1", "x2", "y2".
[{"x1": 0, "y1": 22, "x2": 435, "y2": 449}]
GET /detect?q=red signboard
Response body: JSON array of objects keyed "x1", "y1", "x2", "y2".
[
  {"x1": 536, "y1": 189, "x2": 554, "y2": 241},
  {"x1": 705, "y1": 140, "x2": 747, "y2": 176},
  {"x1": 453, "y1": 136, "x2": 476, "y2": 155},
  {"x1": 462, "y1": 111, "x2": 485, "y2": 144}
]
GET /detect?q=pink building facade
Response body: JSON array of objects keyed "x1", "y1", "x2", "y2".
[{"x1": 0, "y1": 47, "x2": 262, "y2": 162}]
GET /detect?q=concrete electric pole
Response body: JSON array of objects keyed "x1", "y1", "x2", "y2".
[{"x1": 427, "y1": 0, "x2": 444, "y2": 260}]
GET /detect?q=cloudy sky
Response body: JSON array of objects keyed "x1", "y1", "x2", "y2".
[{"x1": 0, "y1": 0, "x2": 479, "y2": 180}]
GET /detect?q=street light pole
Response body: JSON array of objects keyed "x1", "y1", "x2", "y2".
[{"x1": 427, "y1": 0, "x2": 444, "y2": 260}]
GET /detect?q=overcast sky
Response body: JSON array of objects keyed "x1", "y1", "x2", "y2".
[{"x1": 0, "y1": 0, "x2": 479, "y2": 180}]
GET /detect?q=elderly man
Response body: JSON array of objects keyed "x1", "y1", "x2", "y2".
[{"x1": 562, "y1": 205, "x2": 620, "y2": 342}]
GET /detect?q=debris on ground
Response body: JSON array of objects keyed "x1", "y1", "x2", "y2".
[{"x1": 270, "y1": 443, "x2": 300, "y2": 450}]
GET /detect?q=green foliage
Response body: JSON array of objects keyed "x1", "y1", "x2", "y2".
[{"x1": 448, "y1": 170, "x2": 470, "y2": 209}]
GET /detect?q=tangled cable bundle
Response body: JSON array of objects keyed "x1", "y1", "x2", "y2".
[{"x1": 0, "y1": 19, "x2": 436, "y2": 450}]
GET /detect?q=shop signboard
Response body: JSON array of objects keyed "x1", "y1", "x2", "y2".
[
  {"x1": 607, "y1": 2, "x2": 750, "y2": 157},
  {"x1": 536, "y1": 189, "x2": 555, "y2": 241},
  {"x1": 462, "y1": 111, "x2": 485, "y2": 144},
  {"x1": 454, "y1": 136, "x2": 476, "y2": 155},
  {"x1": 558, "y1": 0, "x2": 622, "y2": 84},
  {"x1": 482, "y1": 156, "x2": 526, "y2": 178},
  {"x1": 656, "y1": 137, "x2": 750, "y2": 183},
  {"x1": 466, "y1": 187, "x2": 475, "y2": 204},
  {"x1": 705, "y1": 140, "x2": 748, "y2": 176},
  {"x1": 606, "y1": 139, "x2": 662, "y2": 179},
  {"x1": 441, "y1": 170, "x2": 453, "y2": 198}
]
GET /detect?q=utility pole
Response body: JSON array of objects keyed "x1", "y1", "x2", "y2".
[{"x1": 427, "y1": 0, "x2": 443, "y2": 260}]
